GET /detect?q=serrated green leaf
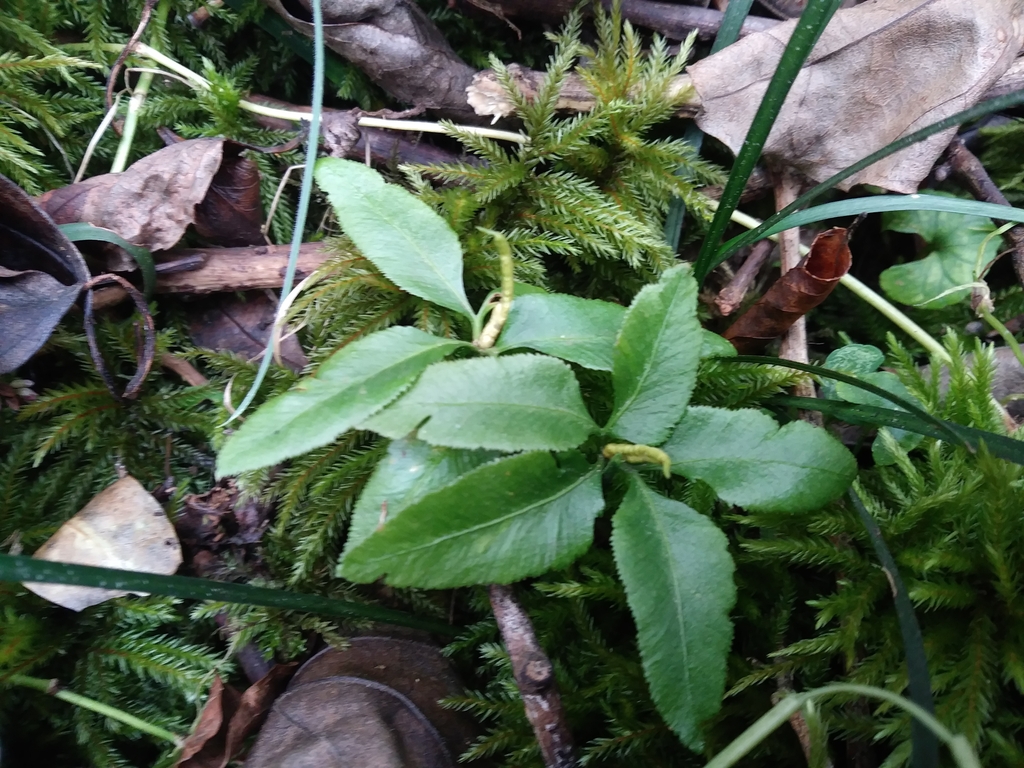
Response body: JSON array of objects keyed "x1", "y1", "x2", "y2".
[
  {"x1": 611, "y1": 475, "x2": 735, "y2": 750},
  {"x1": 606, "y1": 264, "x2": 702, "y2": 444},
  {"x1": 340, "y1": 451, "x2": 604, "y2": 587},
  {"x1": 314, "y1": 157, "x2": 474, "y2": 317},
  {"x1": 879, "y1": 192, "x2": 998, "y2": 309},
  {"x1": 344, "y1": 438, "x2": 499, "y2": 555},
  {"x1": 495, "y1": 293, "x2": 625, "y2": 370},
  {"x1": 216, "y1": 327, "x2": 464, "y2": 476},
  {"x1": 663, "y1": 406, "x2": 856, "y2": 512},
  {"x1": 700, "y1": 329, "x2": 736, "y2": 359},
  {"x1": 360, "y1": 354, "x2": 597, "y2": 451}
]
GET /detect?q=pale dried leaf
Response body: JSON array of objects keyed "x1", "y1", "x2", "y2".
[
  {"x1": 24, "y1": 476, "x2": 183, "y2": 611},
  {"x1": 688, "y1": 0, "x2": 1024, "y2": 192}
]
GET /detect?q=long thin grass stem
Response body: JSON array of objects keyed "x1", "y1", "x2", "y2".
[{"x1": 8, "y1": 674, "x2": 181, "y2": 745}]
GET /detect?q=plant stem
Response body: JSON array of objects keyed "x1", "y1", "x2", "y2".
[
  {"x1": 719, "y1": 203, "x2": 950, "y2": 361},
  {"x1": 977, "y1": 303, "x2": 1024, "y2": 370},
  {"x1": 8, "y1": 674, "x2": 182, "y2": 746},
  {"x1": 110, "y1": 0, "x2": 170, "y2": 173},
  {"x1": 475, "y1": 229, "x2": 515, "y2": 349},
  {"x1": 705, "y1": 683, "x2": 979, "y2": 768},
  {"x1": 839, "y1": 274, "x2": 949, "y2": 361},
  {"x1": 90, "y1": 43, "x2": 527, "y2": 144}
]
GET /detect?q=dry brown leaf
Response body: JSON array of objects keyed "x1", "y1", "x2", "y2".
[
  {"x1": 192, "y1": 142, "x2": 264, "y2": 247},
  {"x1": 189, "y1": 292, "x2": 308, "y2": 373},
  {"x1": 38, "y1": 139, "x2": 223, "y2": 252},
  {"x1": 176, "y1": 665, "x2": 296, "y2": 768},
  {"x1": 723, "y1": 227, "x2": 851, "y2": 353},
  {"x1": 24, "y1": 475, "x2": 183, "y2": 611},
  {"x1": 177, "y1": 677, "x2": 235, "y2": 767},
  {"x1": 688, "y1": 0, "x2": 1024, "y2": 192},
  {"x1": 36, "y1": 138, "x2": 263, "y2": 255}
]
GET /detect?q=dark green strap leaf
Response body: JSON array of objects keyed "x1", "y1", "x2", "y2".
[
  {"x1": 694, "y1": 0, "x2": 844, "y2": 282},
  {"x1": 848, "y1": 488, "x2": 938, "y2": 768},
  {"x1": 715, "y1": 88, "x2": 1024, "y2": 265},
  {"x1": 59, "y1": 222, "x2": 156, "y2": 299},
  {"x1": 664, "y1": 0, "x2": 756, "y2": 251},
  {"x1": 724, "y1": 355, "x2": 965, "y2": 447},
  {"x1": 771, "y1": 395, "x2": 1024, "y2": 466},
  {"x1": 0, "y1": 554, "x2": 455, "y2": 635}
]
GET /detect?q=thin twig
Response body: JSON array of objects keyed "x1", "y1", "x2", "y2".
[
  {"x1": 773, "y1": 169, "x2": 821, "y2": 424},
  {"x1": 104, "y1": 0, "x2": 159, "y2": 123},
  {"x1": 82, "y1": 274, "x2": 156, "y2": 401},
  {"x1": 613, "y1": 0, "x2": 779, "y2": 40},
  {"x1": 946, "y1": 135, "x2": 1024, "y2": 287},
  {"x1": 159, "y1": 353, "x2": 209, "y2": 387},
  {"x1": 488, "y1": 584, "x2": 577, "y2": 768},
  {"x1": 715, "y1": 239, "x2": 774, "y2": 316}
]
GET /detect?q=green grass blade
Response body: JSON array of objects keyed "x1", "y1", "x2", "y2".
[
  {"x1": 705, "y1": 683, "x2": 978, "y2": 768},
  {"x1": 771, "y1": 395, "x2": 1024, "y2": 466},
  {"x1": 59, "y1": 222, "x2": 155, "y2": 299},
  {"x1": 0, "y1": 554, "x2": 456, "y2": 635},
  {"x1": 749, "y1": 194, "x2": 1024, "y2": 240},
  {"x1": 724, "y1": 355, "x2": 965, "y2": 446},
  {"x1": 664, "y1": 0, "x2": 755, "y2": 251},
  {"x1": 714, "y1": 88, "x2": 1024, "y2": 264},
  {"x1": 694, "y1": 0, "x2": 843, "y2": 282},
  {"x1": 848, "y1": 487, "x2": 938, "y2": 768},
  {"x1": 223, "y1": 0, "x2": 325, "y2": 425}
]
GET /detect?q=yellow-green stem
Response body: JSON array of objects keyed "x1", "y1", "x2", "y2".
[
  {"x1": 8, "y1": 673, "x2": 182, "y2": 746},
  {"x1": 977, "y1": 303, "x2": 1024, "y2": 370},
  {"x1": 475, "y1": 229, "x2": 515, "y2": 349},
  {"x1": 110, "y1": 0, "x2": 171, "y2": 173}
]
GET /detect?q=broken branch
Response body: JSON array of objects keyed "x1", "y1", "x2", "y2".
[
  {"x1": 89, "y1": 243, "x2": 336, "y2": 310},
  {"x1": 488, "y1": 584, "x2": 577, "y2": 768}
]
